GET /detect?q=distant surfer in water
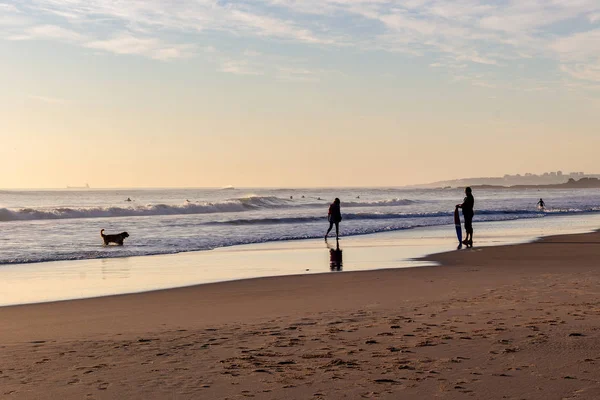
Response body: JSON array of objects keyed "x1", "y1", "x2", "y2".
[
  {"x1": 325, "y1": 198, "x2": 342, "y2": 240},
  {"x1": 456, "y1": 187, "x2": 474, "y2": 247},
  {"x1": 537, "y1": 198, "x2": 545, "y2": 209}
]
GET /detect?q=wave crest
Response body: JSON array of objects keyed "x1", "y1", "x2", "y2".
[
  {"x1": 0, "y1": 196, "x2": 292, "y2": 222},
  {"x1": 0, "y1": 196, "x2": 423, "y2": 222},
  {"x1": 343, "y1": 198, "x2": 415, "y2": 207}
]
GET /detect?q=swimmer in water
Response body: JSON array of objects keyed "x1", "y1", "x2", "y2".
[{"x1": 537, "y1": 198, "x2": 545, "y2": 209}]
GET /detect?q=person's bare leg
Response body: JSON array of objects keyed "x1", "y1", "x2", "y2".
[{"x1": 325, "y1": 222, "x2": 334, "y2": 239}]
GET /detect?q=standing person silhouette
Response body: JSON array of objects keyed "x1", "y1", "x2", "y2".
[
  {"x1": 325, "y1": 198, "x2": 342, "y2": 240},
  {"x1": 456, "y1": 187, "x2": 475, "y2": 247}
]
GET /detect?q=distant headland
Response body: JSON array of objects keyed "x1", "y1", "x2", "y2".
[
  {"x1": 470, "y1": 177, "x2": 600, "y2": 190},
  {"x1": 417, "y1": 171, "x2": 600, "y2": 189}
]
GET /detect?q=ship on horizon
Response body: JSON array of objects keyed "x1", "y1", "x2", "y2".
[{"x1": 66, "y1": 183, "x2": 90, "y2": 189}]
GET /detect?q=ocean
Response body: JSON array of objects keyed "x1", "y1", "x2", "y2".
[{"x1": 2, "y1": 187, "x2": 600, "y2": 265}]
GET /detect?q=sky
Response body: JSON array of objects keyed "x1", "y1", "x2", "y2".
[{"x1": 1, "y1": 0, "x2": 599, "y2": 188}]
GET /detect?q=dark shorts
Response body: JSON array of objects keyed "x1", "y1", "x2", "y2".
[{"x1": 464, "y1": 214, "x2": 473, "y2": 231}]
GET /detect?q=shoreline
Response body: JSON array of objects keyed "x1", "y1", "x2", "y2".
[
  {"x1": 1, "y1": 230, "x2": 600, "y2": 398},
  {"x1": 5, "y1": 209, "x2": 600, "y2": 268},
  {"x1": 1, "y1": 228, "x2": 598, "y2": 329},
  {"x1": 2, "y1": 225, "x2": 599, "y2": 311},
  {"x1": 2, "y1": 213, "x2": 600, "y2": 307}
]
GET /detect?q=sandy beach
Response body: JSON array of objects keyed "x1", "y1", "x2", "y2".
[
  {"x1": 6, "y1": 1, "x2": 599, "y2": 398},
  {"x1": 2, "y1": 231, "x2": 600, "y2": 399}
]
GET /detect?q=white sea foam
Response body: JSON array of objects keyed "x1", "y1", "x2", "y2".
[
  {"x1": 342, "y1": 198, "x2": 415, "y2": 207},
  {"x1": 1, "y1": 188, "x2": 600, "y2": 265},
  {"x1": 0, "y1": 196, "x2": 421, "y2": 222},
  {"x1": 0, "y1": 196, "x2": 293, "y2": 221}
]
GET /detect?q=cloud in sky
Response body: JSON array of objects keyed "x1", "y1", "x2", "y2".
[
  {"x1": 27, "y1": 94, "x2": 66, "y2": 104},
  {"x1": 219, "y1": 59, "x2": 264, "y2": 76},
  {"x1": 9, "y1": 24, "x2": 84, "y2": 41},
  {"x1": 276, "y1": 66, "x2": 321, "y2": 82},
  {"x1": 1, "y1": 0, "x2": 599, "y2": 85},
  {"x1": 86, "y1": 35, "x2": 196, "y2": 60}
]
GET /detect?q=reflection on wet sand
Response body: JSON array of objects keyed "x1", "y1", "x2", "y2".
[
  {"x1": 327, "y1": 240, "x2": 343, "y2": 271},
  {"x1": 5, "y1": 214, "x2": 600, "y2": 306},
  {"x1": 100, "y1": 258, "x2": 132, "y2": 280}
]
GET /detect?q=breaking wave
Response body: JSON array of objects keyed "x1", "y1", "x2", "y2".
[
  {"x1": 0, "y1": 196, "x2": 417, "y2": 222},
  {"x1": 204, "y1": 207, "x2": 597, "y2": 226}
]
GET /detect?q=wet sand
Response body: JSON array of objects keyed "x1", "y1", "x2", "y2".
[{"x1": 1, "y1": 231, "x2": 600, "y2": 399}]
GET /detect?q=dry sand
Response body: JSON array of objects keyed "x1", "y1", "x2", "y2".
[{"x1": 1, "y1": 231, "x2": 600, "y2": 399}]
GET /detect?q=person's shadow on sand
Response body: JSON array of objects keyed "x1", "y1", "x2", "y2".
[{"x1": 327, "y1": 240, "x2": 343, "y2": 271}]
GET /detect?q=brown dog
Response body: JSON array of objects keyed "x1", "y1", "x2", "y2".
[{"x1": 100, "y1": 229, "x2": 129, "y2": 246}]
